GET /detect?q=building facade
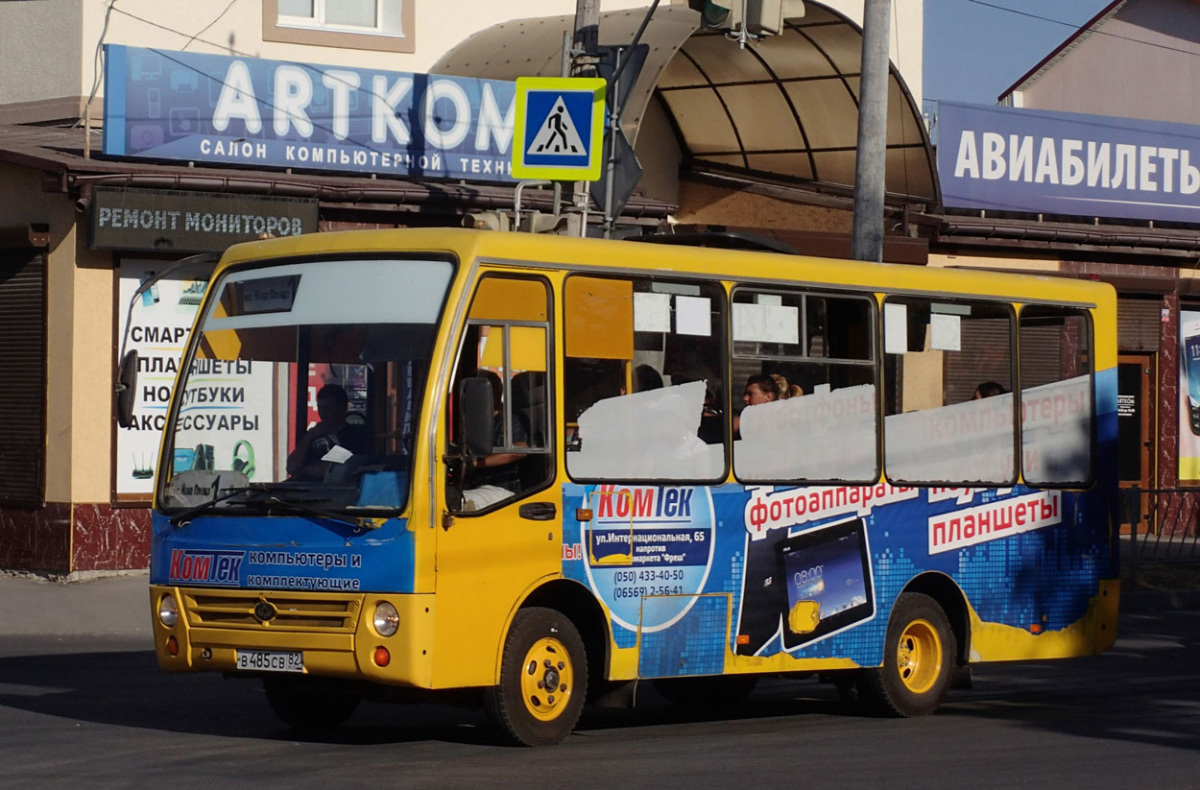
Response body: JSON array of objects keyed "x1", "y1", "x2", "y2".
[
  {"x1": 929, "y1": 0, "x2": 1200, "y2": 535},
  {"x1": 0, "y1": 0, "x2": 931, "y2": 573}
]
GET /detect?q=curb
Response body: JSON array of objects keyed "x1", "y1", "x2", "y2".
[{"x1": 1, "y1": 568, "x2": 149, "y2": 584}]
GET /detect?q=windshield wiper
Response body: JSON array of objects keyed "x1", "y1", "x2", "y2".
[
  {"x1": 168, "y1": 482, "x2": 279, "y2": 526},
  {"x1": 258, "y1": 496, "x2": 385, "y2": 530},
  {"x1": 168, "y1": 482, "x2": 390, "y2": 529}
]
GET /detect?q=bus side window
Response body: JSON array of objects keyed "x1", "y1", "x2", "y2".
[
  {"x1": 447, "y1": 277, "x2": 553, "y2": 514},
  {"x1": 731, "y1": 288, "x2": 878, "y2": 483},
  {"x1": 883, "y1": 297, "x2": 1016, "y2": 486},
  {"x1": 564, "y1": 275, "x2": 726, "y2": 482},
  {"x1": 1019, "y1": 307, "x2": 1093, "y2": 486}
]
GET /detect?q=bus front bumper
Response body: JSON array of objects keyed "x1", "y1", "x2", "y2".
[{"x1": 149, "y1": 585, "x2": 436, "y2": 689}]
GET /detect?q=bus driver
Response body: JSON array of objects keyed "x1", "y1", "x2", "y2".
[{"x1": 286, "y1": 384, "x2": 370, "y2": 482}]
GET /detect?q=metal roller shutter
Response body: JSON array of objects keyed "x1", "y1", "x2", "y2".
[
  {"x1": 1019, "y1": 324, "x2": 1069, "y2": 389},
  {"x1": 944, "y1": 317, "x2": 1012, "y2": 404},
  {"x1": 0, "y1": 251, "x2": 46, "y2": 505},
  {"x1": 1117, "y1": 297, "x2": 1161, "y2": 354}
]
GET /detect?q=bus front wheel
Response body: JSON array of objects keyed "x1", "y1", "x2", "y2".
[
  {"x1": 861, "y1": 592, "x2": 955, "y2": 717},
  {"x1": 484, "y1": 607, "x2": 587, "y2": 746}
]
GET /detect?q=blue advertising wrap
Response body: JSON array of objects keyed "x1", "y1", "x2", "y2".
[
  {"x1": 938, "y1": 101, "x2": 1200, "y2": 223},
  {"x1": 103, "y1": 45, "x2": 517, "y2": 182},
  {"x1": 562, "y1": 369, "x2": 1119, "y2": 676},
  {"x1": 150, "y1": 513, "x2": 416, "y2": 594}
]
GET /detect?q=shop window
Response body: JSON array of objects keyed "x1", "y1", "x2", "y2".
[
  {"x1": 731, "y1": 287, "x2": 877, "y2": 483},
  {"x1": 564, "y1": 275, "x2": 726, "y2": 482},
  {"x1": 264, "y1": 0, "x2": 414, "y2": 53},
  {"x1": 1019, "y1": 307, "x2": 1093, "y2": 486},
  {"x1": 447, "y1": 277, "x2": 551, "y2": 513},
  {"x1": 884, "y1": 297, "x2": 1016, "y2": 486}
]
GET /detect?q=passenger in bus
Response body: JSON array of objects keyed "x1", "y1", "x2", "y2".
[
  {"x1": 697, "y1": 381, "x2": 725, "y2": 444},
  {"x1": 974, "y1": 381, "x2": 1007, "y2": 399},
  {"x1": 668, "y1": 366, "x2": 725, "y2": 444},
  {"x1": 462, "y1": 372, "x2": 530, "y2": 511},
  {"x1": 511, "y1": 371, "x2": 546, "y2": 447},
  {"x1": 744, "y1": 373, "x2": 800, "y2": 405},
  {"x1": 634, "y1": 364, "x2": 664, "y2": 392},
  {"x1": 286, "y1": 384, "x2": 371, "y2": 482},
  {"x1": 734, "y1": 373, "x2": 798, "y2": 439}
]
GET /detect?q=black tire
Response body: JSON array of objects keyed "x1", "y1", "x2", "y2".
[
  {"x1": 484, "y1": 607, "x2": 588, "y2": 746},
  {"x1": 860, "y1": 592, "x2": 956, "y2": 717},
  {"x1": 652, "y1": 674, "x2": 758, "y2": 707},
  {"x1": 263, "y1": 677, "x2": 360, "y2": 730}
]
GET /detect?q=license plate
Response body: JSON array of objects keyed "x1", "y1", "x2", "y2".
[{"x1": 236, "y1": 649, "x2": 305, "y2": 673}]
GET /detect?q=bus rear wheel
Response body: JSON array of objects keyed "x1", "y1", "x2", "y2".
[
  {"x1": 263, "y1": 677, "x2": 359, "y2": 730},
  {"x1": 861, "y1": 592, "x2": 955, "y2": 718},
  {"x1": 484, "y1": 607, "x2": 587, "y2": 746}
]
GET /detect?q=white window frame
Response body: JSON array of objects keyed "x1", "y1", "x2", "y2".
[
  {"x1": 263, "y1": 0, "x2": 414, "y2": 53},
  {"x1": 278, "y1": 0, "x2": 398, "y2": 37}
]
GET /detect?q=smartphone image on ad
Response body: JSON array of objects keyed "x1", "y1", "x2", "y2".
[
  {"x1": 776, "y1": 518, "x2": 874, "y2": 650},
  {"x1": 735, "y1": 530, "x2": 788, "y2": 656},
  {"x1": 1183, "y1": 318, "x2": 1200, "y2": 435}
]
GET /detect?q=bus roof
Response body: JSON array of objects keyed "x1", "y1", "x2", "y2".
[{"x1": 217, "y1": 227, "x2": 1115, "y2": 308}]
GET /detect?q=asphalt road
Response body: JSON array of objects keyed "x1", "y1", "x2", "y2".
[{"x1": 1, "y1": 607, "x2": 1199, "y2": 789}]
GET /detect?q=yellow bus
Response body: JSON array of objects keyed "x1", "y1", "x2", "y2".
[{"x1": 140, "y1": 228, "x2": 1119, "y2": 745}]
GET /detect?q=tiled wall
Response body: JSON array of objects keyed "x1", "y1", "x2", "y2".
[
  {"x1": 1157, "y1": 292, "x2": 1200, "y2": 536},
  {"x1": 1160, "y1": 292, "x2": 1179, "y2": 492},
  {"x1": 0, "y1": 503, "x2": 151, "y2": 573}
]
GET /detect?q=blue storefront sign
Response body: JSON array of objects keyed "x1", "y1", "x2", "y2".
[
  {"x1": 938, "y1": 101, "x2": 1200, "y2": 223},
  {"x1": 103, "y1": 45, "x2": 518, "y2": 183}
]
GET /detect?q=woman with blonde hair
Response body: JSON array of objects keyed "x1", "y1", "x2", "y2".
[
  {"x1": 736, "y1": 372, "x2": 801, "y2": 440},
  {"x1": 781, "y1": 375, "x2": 804, "y2": 399},
  {"x1": 743, "y1": 372, "x2": 801, "y2": 405}
]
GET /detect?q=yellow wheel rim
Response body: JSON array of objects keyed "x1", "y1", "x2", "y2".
[
  {"x1": 519, "y1": 636, "x2": 575, "y2": 722},
  {"x1": 896, "y1": 618, "x2": 943, "y2": 695}
]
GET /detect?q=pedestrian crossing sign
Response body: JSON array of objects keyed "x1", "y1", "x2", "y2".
[{"x1": 513, "y1": 77, "x2": 606, "y2": 181}]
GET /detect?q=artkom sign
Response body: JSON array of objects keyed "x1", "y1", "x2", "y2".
[
  {"x1": 938, "y1": 101, "x2": 1200, "y2": 223},
  {"x1": 103, "y1": 45, "x2": 517, "y2": 182}
]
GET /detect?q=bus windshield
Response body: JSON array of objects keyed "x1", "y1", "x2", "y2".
[{"x1": 158, "y1": 257, "x2": 453, "y2": 516}]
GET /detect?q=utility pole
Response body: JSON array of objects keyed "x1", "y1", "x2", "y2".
[
  {"x1": 573, "y1": 0, "x2": 601, "y2": 76},
  {"x1": 562, "y1": 0, "x2": 602, "y2": 237},
  {"x1": 851, "y1": 0, "x2": 891, "y2": 263}
]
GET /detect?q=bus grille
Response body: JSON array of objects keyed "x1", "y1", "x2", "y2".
[{"x1": 183, "y1": 590, "x2": 362, "y2": 632}]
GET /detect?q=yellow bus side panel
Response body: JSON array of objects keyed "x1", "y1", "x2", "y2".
[{"x1": 968, "y1": 579, "x2": 1120, "y2": 662}]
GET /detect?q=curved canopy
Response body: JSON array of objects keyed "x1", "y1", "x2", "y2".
[{"x1": 434, "y1": 3, "x2": 937, "y2": 204}]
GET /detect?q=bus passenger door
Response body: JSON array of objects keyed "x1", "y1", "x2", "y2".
[{"x1": 434, "y1": 274, "x2": 559, "y2": 689}]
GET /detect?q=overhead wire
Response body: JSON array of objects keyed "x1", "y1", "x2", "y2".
[
  {"x1": 110, "y1": 4, "x2": 256, "y2": 56},
  {"x1": 181, "y1": 0, "x2": 240, "y2": 51},
  {"x1": 967, "y1": 0, "x2": 1200, "y2": 58},
  {"x1": 75, "y1": 0, "x2": 117, "y2": 131},
  {"x1": 923, "y1": 1, "x2": 1136, "y2": 135}
]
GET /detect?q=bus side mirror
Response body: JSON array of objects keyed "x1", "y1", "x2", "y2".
[
  {"x1": 459, "y1": 376, "x2": 495, "y2": 460},
  {"x1": 116, "y1": 350, "x2": 139, "y2": 428}
]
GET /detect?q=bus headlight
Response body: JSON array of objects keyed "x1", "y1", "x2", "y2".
[
  {"x1": 158, "y1": 595, "x2": 179, "y2": 628},
  {"x1": 373, "y1": 601, "x2": 399, "y2": 637}
]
